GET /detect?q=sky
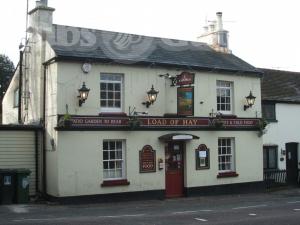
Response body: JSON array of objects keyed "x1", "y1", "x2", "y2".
[{"x1": 1, "y1": 0, "x2": 300, "y2": 71}]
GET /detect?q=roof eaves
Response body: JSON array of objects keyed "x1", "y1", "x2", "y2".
[{"x1": 52, "y1": 54, "x2": 262, "y2": 77}]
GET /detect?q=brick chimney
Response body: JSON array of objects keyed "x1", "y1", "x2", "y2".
[{"x1": 198, "y1": 12, "x2": 231, "y2": 53}]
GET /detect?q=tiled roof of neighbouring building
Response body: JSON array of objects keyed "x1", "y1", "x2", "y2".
[
  {"x1": 261, "y1": 68, "x2": 300, "y2": 103},
  {"x1": 47, "y1": 24, "x2": 262, "y2": 76}
]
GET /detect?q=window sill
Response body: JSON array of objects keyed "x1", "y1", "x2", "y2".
[
  {"x1": 101, "y1": 179, "x2": 130, "y2": 187},
  {"x1": 265, "y1": 119, "x2": 278, "y2": 123},
  {"x1": 218, "y1": 114, "x2": 237, "y2": 119},
  {"x1": 217, "y1": 171, "x2": 239, "y2": 178},
  {"x1": 99, "y1": 112, "x2": 127, "y2": 117}
]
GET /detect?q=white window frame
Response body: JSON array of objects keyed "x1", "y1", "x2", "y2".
[
  {"x1": 13, "y1": 88, "x2": 19, "y2": 108},
  {"x1": 216, "y1": 80, "x2": 233, "y2": 114},
  {"x1": 102, "y1": 140, "x2": 126, "y2": 181},
  {"x1": 100, "y1": 73, "x2": 123, "y2": 113},
  {"x1": 218, "y1": 138, "x2": 235, "y2": 172}
]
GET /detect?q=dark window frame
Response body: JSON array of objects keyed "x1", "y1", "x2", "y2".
[
  {"x1": 263, "y1": 146, "x2": 278, "y2": 170},
  {"x1": 262, "y1": 103, "x2": 277, "y2": 122}
]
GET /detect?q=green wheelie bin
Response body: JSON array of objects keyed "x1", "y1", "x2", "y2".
[{"x1": 15, "y1": 169, "x2": 31, "y2": 204}]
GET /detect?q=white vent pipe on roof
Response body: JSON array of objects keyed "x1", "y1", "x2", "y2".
[{"x1": 216, "y1": 12, "x2": 223, "y2": 31}]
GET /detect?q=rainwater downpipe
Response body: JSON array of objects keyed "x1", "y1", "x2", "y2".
[
  {"x1": 42, "y1": 63, "x2": 47, "y2": 196},
  {"x1": 18, "y1": 51, "x2": 23, "y2": 124}
]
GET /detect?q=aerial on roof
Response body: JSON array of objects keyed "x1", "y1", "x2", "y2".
[
  {"x1": 261, "y1": 68, "x2": 300, "y2": 103},
  {"x1": 46, "y1": 24, "x2": 262, "y2": 76}
]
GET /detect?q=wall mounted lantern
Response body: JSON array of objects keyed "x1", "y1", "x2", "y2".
[
  {"x1": 244, "y1": 91, "x2": 256, "y2": 111},
  {"x1": 142, "y1": 85, "x2": 159, "y2": 108},
  {"x1": 78, "y1": 82, "x2": 90, "y2": 106}
]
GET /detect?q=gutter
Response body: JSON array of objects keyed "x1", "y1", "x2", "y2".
[
  {"x1": 44, "y1": 55, "x2": 264, "y2": 78},
  {"x1": 262, "y1": 99, "x2": 300, "y2": 105}
]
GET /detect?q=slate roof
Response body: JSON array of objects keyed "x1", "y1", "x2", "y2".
[
  {"x1": 261, "y1": 68, "x2": 300, "y2": 103},
  {"x1": 47, "y1": 24, "x2": 262, "y2": 76}
]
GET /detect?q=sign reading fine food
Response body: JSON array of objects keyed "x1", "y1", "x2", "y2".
[{"x1": 139, "y1": 145, "x2": 156, "y2": 173}]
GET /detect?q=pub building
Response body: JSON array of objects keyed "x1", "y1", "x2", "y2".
[{"x1": 3, "y1": 1, "x2": 264, "y2": 201}]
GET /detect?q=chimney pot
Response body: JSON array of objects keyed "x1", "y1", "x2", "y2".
[
  {"x1": 216, "y1": 12, "x2": 223, "y2": 31},
  {"x1": 41, "y1": 0, "x2": 48, "y2": 6},
  {"x1": 35, "y1": 1, "x2": 42, "y2": 7},
  {"x1": 209, "y1": 24, "x2": 215, "y2": 32}
]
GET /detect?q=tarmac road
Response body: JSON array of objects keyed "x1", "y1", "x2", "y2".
[{"x1": 1, "y1": 188, "x2": 300, "y2": 225}]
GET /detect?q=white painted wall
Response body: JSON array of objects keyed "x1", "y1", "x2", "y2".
[
  {"x1": 46, "y1": 62, "x2": 262, "y2": 197},
  {"x1": 2, "y1": 67, "x2": 19, "y2": 124},
  {"x1": 2, "y1": 33, "x2": 56, "y2": 125},
  {"x1": 4, "y1": 56, "x2": 263, "y2": 198},
  {"x1": 56, "y1": 62, "x2": 262, "y2": 118},
  {"x1": 263, "y1": 103, "x2": 300, "y2": 169},
  {"x1": 50, "y1": 130, "x2": 262, "y2": 197}
]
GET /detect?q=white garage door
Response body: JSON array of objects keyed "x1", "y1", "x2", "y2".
[{"x1": 0, "y1": 131, "x2": 36, "y2": 195}]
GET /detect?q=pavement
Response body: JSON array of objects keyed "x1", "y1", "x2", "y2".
[{"x1": 1, "y1": 187, "x2": 300, "y2": 225}]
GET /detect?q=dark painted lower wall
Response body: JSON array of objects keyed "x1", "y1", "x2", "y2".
[
  {"x1": 185, "y1": 181, "x2": 265, "y2": 197},
  {"x1": 46, "y1": 181, "x2": 265, "y2": 204},
  {"x1": 46, "y1": 189, "x2": 165, "y2": 204}
]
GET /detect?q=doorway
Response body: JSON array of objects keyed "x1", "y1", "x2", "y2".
[
  {"x1": 286, "y1": 142, "x2": 299, "y2": 185},
  {"x1": 165, "y1": 142, "x2": 184, "y2": 198}
]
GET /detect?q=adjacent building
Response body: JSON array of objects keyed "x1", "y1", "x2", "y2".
[
  {"x1": 3, "y1": 1, "x2": 264, "y2": 201},
  {"x1": 261, "y1": 68, "x2": 300, "y2": 184}
]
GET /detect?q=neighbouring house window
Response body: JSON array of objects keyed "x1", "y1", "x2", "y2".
[
  {"x1": 262, "y1": 103, "x2": 276, "y2": 121},
  {"x1": 13, "y1": 88, "x2": 19, "y2": 108},
  {"x1": 218, "y1": 138, "x2": 235, "y2": 172},
  {"x1": 103, "y1": 140, "x2": 125, "y2": 180},
  {"x1": 217, "y1": 80, "x2": 233, "y2": 114},
  {"x1": 263, "y1": 146, "x2": 278, "y2": 170},
  {"x1": 100, "y1": 73, "x2": 123, "y2": 112}
]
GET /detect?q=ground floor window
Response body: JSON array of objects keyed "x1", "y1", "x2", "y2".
[
  {"x1": 263, "y1": 146, "x2": 277, "y2": 170},
  {"x1": 103, "y1": 140, "x2": 125, "y2": 180},
  {"x1": 218, "y1": 138, "x2": 235, "y2": 172}
]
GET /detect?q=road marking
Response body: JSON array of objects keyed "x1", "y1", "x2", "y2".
[
  {"x1": 14, "y1": 218, "x2": 68, "y2": 222},
  {"x1": 249, "y1": 213, "x2": 257, "y2": 216},
  {"x1": 288, "y1": 201, "x2": 300, "y2": 204},
  {"x1": 293, "y1": 209, "x2": 300, "y2": 211},
  {"x1": 195, "y1": 218, "x2": 208, "y2": 222},
  {"x1": 13, "y1": 214, "x2": 145, "y2": 222},
  {"x1": 98, "y1": 214, "x2": 146, "y2": 218},
  {"x1": 173, "y1": 210, "x2": 198, "y2": 214},
  {"x1": 232, "y1": 204, "x2": 267, "y2": 210},
  {"x1": 7, "y1": 206, "x2": 29, "y2": 213},
  {"x1": 172, "y1": 209, "x2": 212, "y2": 214}
]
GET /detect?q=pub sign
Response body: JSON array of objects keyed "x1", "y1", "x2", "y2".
[{"x1": 139, "y1": 145, "x2": 156, "y2": 173}]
